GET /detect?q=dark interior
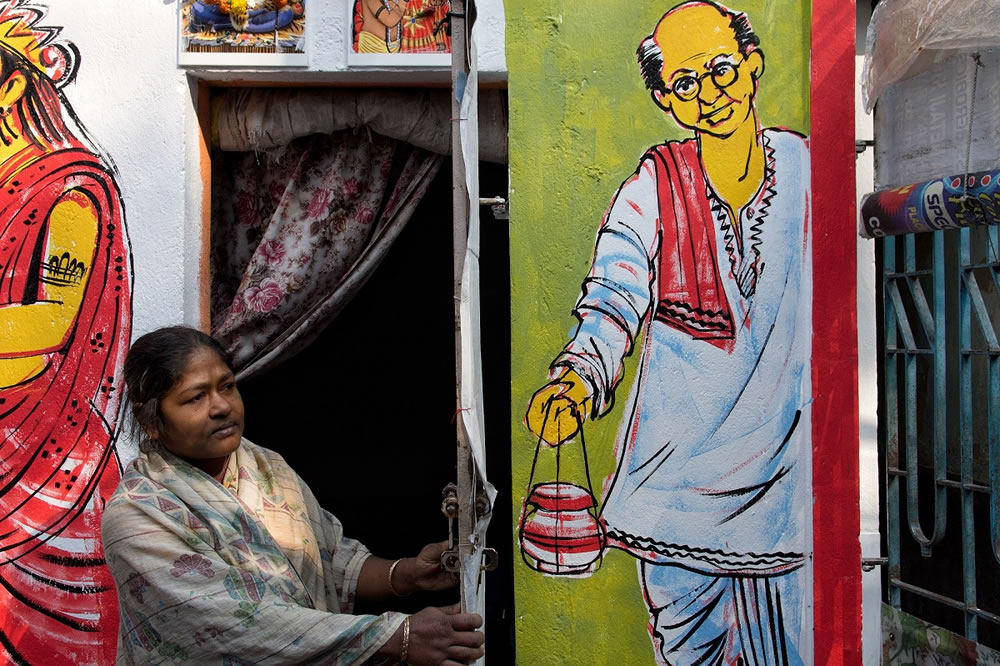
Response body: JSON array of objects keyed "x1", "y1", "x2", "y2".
[{"x1": 235, "y1": 157, "x2": 515, "y2": 661}]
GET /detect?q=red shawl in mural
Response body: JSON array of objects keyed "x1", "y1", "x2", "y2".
[
  {"x1": 646, "y1": 139, "x2": 735, "y2": 347},
  {"x1": 0, "y1": 146, "x2": 130, "y2": 665}
]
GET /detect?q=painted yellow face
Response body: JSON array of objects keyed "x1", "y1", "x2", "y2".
[{"x1": 651, "y1": 4, "x2": 763, "y2": 137}]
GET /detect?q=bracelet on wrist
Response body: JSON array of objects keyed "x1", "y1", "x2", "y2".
[
  {"x1": 387, "y1": 558, "x2": 410, "y2": 597},
  {"x1": 400, "y1": 616, "x2": 411, "y2": 664}
]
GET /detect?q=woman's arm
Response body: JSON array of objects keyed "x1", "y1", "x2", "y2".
[
  {"x1": 356, "y1": 540, "x2": 455, "y2": 602},
  {"x1": 305, "y1": 493, "x2": 483, "y2": 663},
  {"x1": 373, "y1": 605, "x2": 485, "y2": 666},
  {"x1": 101, "y1": 497, "x2": 404, "y2": 665}
]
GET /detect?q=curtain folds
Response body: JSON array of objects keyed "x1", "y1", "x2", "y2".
[
  {"x1": 214, "y1": 88, "x2": 508, "y2": 164},
  {"x1": 211, "y1": 129, "x2": 442, "y2": 380}
]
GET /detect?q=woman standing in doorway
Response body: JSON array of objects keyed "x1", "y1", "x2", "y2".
[{"x1": 103, "y1": 326, "x2": 485, "y2": 664}]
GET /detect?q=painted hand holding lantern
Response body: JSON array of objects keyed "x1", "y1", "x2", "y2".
[{"x1": 519, "y1": 374, "x2": 606, "y2": 576}]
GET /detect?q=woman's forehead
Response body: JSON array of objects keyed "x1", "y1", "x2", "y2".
[{"x1": 173, "y1": 348, "x2": 232, "y2": 388}]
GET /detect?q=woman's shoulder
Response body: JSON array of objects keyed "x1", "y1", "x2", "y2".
[
  {"x1": 239, "y1": 438, "x2": 297, "y2": 474},
  {"x1": 108, "y1": 459, "x2": 153, "y2": 500},
  {"x1": 102, "y1": 463, "x2": 169, "y2": 543},
  {"x1": 104, "y1": 460, "x2": 170, "y2": 518}
]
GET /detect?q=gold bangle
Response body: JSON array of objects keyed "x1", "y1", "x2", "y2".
[
  {"x1": 388, "y1": 558, "x2": 409, "y2": 596},
  {"x1": 400, "y1": 616, "x2": 410, "y2": 664}
]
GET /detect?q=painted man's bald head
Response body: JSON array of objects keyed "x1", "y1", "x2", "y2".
[{"x1": 637, "y1": 1, "x2": 760, "y2": 96}]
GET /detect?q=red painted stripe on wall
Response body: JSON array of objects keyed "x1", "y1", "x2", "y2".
[{"x1": 811, "y1": 0, "x2": 863, "y2": 663}]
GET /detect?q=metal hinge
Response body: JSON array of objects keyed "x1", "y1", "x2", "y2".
[{"x1": 861, "y1": 556, "x2": 888, "y2": 572}]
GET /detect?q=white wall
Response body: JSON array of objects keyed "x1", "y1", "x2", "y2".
[
  {"x1": 40, "y1": 1, "x2": 504, "y2": 460},
  {"x1": 43, "y1": 2, "x2": 193, "y2": 335},
  {"x1": 46, "y1": 0, "x2": 507, "y2": 338}
]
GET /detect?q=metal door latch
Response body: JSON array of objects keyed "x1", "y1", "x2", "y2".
[
  {"x1": 439, "y1": 483, "x2": 498, "y2": 573},
  {"x1": 861, "y1": 557, "x2": 888, "y2": 572}
]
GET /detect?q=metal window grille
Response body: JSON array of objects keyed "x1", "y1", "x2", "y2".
[{"x1": 882, "y1": 227, "x2": 1000, "y2": 647}]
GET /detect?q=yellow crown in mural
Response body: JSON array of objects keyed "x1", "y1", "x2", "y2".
[{"x1": 0, "y1": 0, "x2": 76, "y2": 87}]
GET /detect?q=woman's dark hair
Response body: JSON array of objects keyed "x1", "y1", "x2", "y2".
[{"x1": 123, "y1": 326, "x2": 234, "y2": 443}]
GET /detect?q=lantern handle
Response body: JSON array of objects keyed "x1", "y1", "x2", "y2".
[
  {"x1": 523, "y1": 395, "x2": 599, "y2": 505},
  {"x1": 524, "y1": 398, "x2": 554, "y2": 497},
  {"x1": 577, "y1": 414, "x2": 598, "y2": 505}
]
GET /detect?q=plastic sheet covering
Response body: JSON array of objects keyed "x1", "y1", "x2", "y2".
[
  {"x1": 871, "y1": 49, "x2": 1000, "y2": 190},
  {"x1": 214, "y1": 88, "x2": 508, "y2": 163},
  {"x1": 457, "y1": 13, "x2": 497, "y2": 630},
  {"x1": 861, "y1": 0, "x2": 1000, "y2": 112}
]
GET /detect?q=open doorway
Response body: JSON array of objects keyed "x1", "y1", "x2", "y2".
[{"x1": 212, "y1": 144, "x2": 514, "y2": 659}]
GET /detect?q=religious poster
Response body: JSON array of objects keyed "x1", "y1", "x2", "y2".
[
  {"x1": 505, "y1": 0, "x2": 852, "y2": 663},
  {"x1": 347, "y1": 0, "x2": 451, "y2": 67},
  {"x1": 178, "y1": 0, "x2": 307, "y2": 67}
]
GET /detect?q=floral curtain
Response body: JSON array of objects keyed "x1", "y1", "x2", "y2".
[{"x1": 211, "y1": 129, "x2": 442, "y2": 379}]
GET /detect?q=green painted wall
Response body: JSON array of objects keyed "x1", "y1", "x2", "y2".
[{"x1": 506, "y1": 2, "x2": 810, "y2": 663}]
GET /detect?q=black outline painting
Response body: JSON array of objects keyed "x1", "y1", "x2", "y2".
[{"x1": 0, "y1": 2, "x2": 131, "y2": 663}]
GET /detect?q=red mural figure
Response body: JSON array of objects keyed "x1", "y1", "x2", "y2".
[{"x1": 0, "y1": 2, "x2": 131, "y2": 664}]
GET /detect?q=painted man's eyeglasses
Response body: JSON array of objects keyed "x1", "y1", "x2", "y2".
[{"x1": 664, "y1": 56, "x2": 744, "y2": 102}]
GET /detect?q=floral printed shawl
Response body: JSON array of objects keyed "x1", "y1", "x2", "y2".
[{"x1": 102, "y1": 439, "x2": 403, "y2": 664}]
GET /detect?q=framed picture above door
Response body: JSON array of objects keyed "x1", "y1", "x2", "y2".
[
  {"x1": 347, "y1": 0, "x2": 451, "y2": 67},
  {"x1": 178, "y1": 0, "x2": 308, "y2": 67}
]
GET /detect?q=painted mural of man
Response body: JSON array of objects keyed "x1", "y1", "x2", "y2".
[{"x1": 525, "y1": 2, "x2": 811, "y2": 664}]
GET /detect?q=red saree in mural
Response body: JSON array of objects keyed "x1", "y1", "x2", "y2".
[{"x1": 0, "y1": 145, "x2": 130, "y2": 665}]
